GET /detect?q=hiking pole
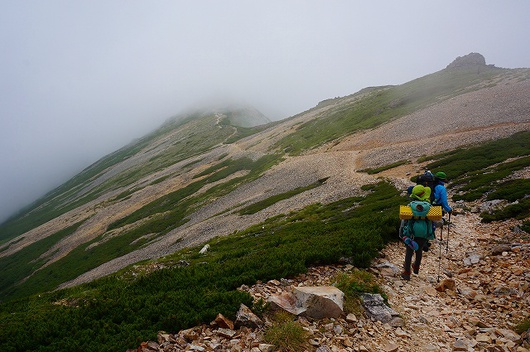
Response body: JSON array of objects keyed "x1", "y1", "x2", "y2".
[
  {"x1": 437, "y1": 240, "x2": 442, "y2": 283},
  {"x1": 437, "y1": 219, "x2": 443, "y2": 283},
  {"x1": 445, "y1": 212, "x2": 451, "y2": 253}
]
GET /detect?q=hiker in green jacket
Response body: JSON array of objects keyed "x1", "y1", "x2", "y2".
[{"x1": 401, "y1": 185, "x2": 435, "y2": 280}]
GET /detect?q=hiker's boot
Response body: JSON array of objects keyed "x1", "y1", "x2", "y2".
[
  {"x1": 412, "y1": 264, "x2": 419, "y2": 275},
  {"x1": 401, "y1": 271, "x2": 411, "y2": 281}
]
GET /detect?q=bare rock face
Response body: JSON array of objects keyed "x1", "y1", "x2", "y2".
[{"x1": 446, "y1": 52, "x2": 487, "y2": 68}]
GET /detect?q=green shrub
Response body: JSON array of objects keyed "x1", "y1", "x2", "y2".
[
  {"x1": 0, "y1": 181, "x2": 405, "y2": 352},
  {"x1": 427, "y1": 131, "x2": 530, "y2": 180},
  {"x1": 515, "y1": 316, "x2": 530, "y2": 335},
  {"x1": 334, "y1": 269, "x2": 385, "y2": 315},
  {"x1": 424, "y1": 131, "x2": 530, "y2": 221},
  {"x1": 486, "y1": 179, "x2": 530, "y2": 202},
  {"x1": 239, "y1": 178, "x2": 327, "y2": 215},
  {"x1": 359, "y1": 160, "x2": 410, "y2": 174},
  {"x1": 264, "y1": 311, "x2": 309, "y2": 352},
  {"x1": 481, "y1": 198, "x2": 530, "y2": 222}
]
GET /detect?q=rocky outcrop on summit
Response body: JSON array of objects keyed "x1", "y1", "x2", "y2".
[{"x1": 446, "y1": 52, "x2": 489, "y2": 68}]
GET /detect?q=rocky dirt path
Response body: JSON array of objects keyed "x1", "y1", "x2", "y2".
[
  {"x1": 134, "y1": 203, "x2": 530, "y2": 352},
  {"x1": 367, "y1": 211, "x2": 529, "y2": 352}
]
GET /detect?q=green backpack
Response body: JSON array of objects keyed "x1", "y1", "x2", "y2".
[{"x1": 403, "y1": 201, "x2": 434, "y2": 239}]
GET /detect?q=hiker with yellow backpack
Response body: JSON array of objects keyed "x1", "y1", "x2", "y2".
[{"x1": 399, "y1": 185, "x2": 439, "y2": 280}]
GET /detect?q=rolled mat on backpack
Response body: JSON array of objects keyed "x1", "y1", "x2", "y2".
[{"x1": 399, "y1": 205, "x2": 442, "y2": 221}]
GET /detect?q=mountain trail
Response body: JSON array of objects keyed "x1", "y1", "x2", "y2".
[
  {"x1": 136, "y1": 208, "x2": 530, "y2": 351},
  {"x1": 255, "y1": 208, "x2": 530, "y2": 351}
]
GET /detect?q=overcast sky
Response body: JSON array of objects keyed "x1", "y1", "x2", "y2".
[{"x1": 1, "y1": 1, "x2": 529, "y2": 223}]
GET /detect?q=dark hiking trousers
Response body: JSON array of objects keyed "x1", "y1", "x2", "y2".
[{"x1": 404, "y1": 237, "x2": 428, "y2": 273}]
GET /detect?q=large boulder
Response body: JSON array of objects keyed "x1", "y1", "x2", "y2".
[{"x1": 268, "y1": 286, "x2": 344, "y2": 319}]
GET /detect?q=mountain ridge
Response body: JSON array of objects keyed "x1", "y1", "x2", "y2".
[{"x1": 0, "y1": 54, "x2": 529, "y2": 301}]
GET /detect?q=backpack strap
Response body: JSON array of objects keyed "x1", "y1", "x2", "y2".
[{"x1": 406, "y1": 219, "x2": 415, "y2": 239}]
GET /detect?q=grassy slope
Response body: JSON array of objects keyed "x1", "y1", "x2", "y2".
[
  {"x1": 273, "y1": 66, "x2": 507, "y2": 155},
  {"x1": 0, "y1": 111, "x2": 269, "y2": 244},
  {"x1": 2, "y1": 125, "x2": 528, "y2": 351},
  {"x1": 425, "y1": 130, "x2": 530, "y2": 222},
  {"x1": 0, "y1": 181, "x2": 404, "y2": 352},
  {"x1": 0, "y1": 148, "x2": 280, "y2": 302}
]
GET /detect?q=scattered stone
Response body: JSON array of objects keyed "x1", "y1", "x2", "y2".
[
  {"x1": 258, "y1": 344, "x2": 275, "y2": 352},
  {"x1": 493, "y1": 285, "x2": 518, "y2": 296},
  {"x1": 458, "y1": 286, "x2": 478, "y2": 299},
  {"x1": 199, "y1": 244, "x2": 210, "y2": 254},
  {"x1": 469, "y1": 316, "x2": 489, "y2": 328},
  {"x1": 268, "y1": 291, "x2": 301, "y2": 314},
  {"x1": 174, "y1": 260, "x2": 190, "y2": 268},
  {"x1": 491, "y1": 244, "x2": 512, "y2": 255},
  {"x1": 436, "y1": 278, "x2": 456, "y2": 292},
  {"x1": 476, "y1": 332, "x2": 492, "y2": 343},
  {"x1": 333, "y1": 324, "x2": 343, "y2": 335},
  {"x1": 213, "y1": 313, "x2": 234, "y2": 330},
  {"x1": 422, "y1": 343, "x2": 439, "y2": 351},
  {"x1": 463, "y1": 253, "x2": 482, "y2": 266},
  {"x1": 361, "y1": 293, "x2": 400, "y2": 323},
  {"x1": 346, "y1": 313, "x2": 357, "y2": 323},
  {"x1": 389, "y1": 317, "x2": 405, "y2": 327},
  {"x1": 157, "y1": 332, "x2": 170, "y2": 344},
  {"x1": 394, "y1": 328, "x2": 408, "y2": 338},
  {"x1": 235, "y1": 304, "x2": 263, "y2": 329},
  {"x1": 497, "y1": 328, "x2": 521, "y2": 343},
  {"x1": 453, "y1": 338, "x2": 469, "y2": 351},
  {"x1": 375, "y1": 262, "x2": 401, "y2": 276},
  {"x1": 423, "y1": 285, "x2": 439, "y2": 297},
  {"x1": 293, "y1": 286, "x2": 344, "y2": 319},
  {"x1": 382, "y1": 342, "x2": 399, "y2": 352},
  {"x1": 180, "y1": 327, "x2": 199, "y2": 342},
  {"x1": 216, "y1": 328, "x2": 236, "y2": 338}
]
